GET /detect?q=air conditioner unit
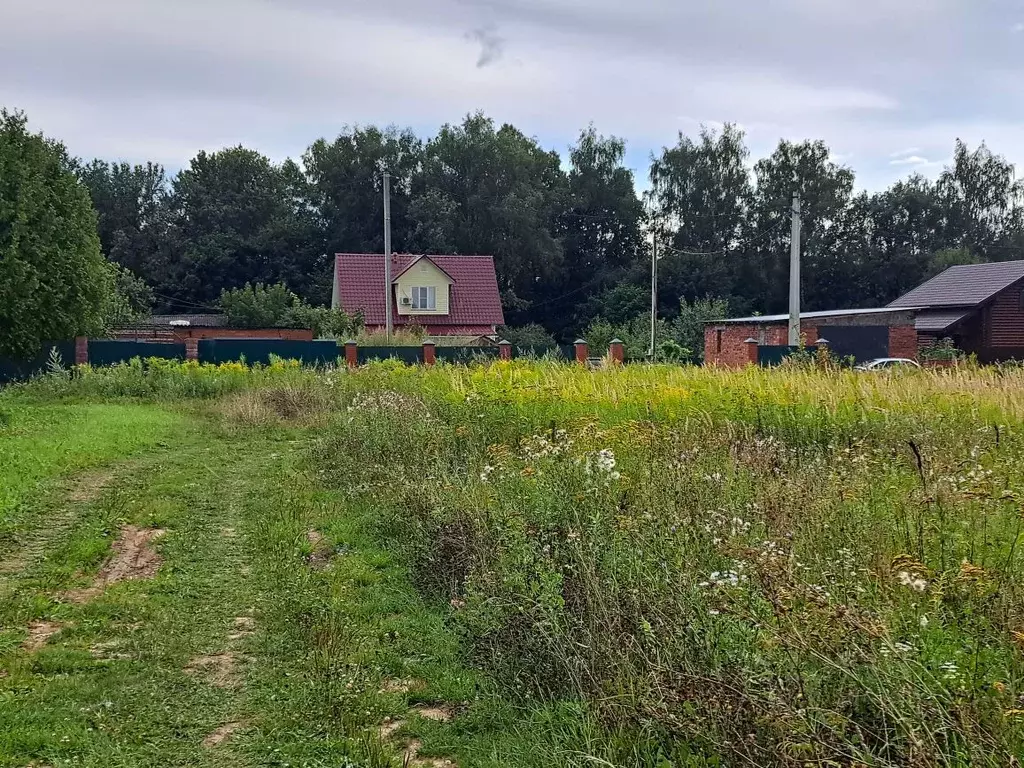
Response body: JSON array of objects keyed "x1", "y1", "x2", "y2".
[{"x1": 400, "y1": 297, "x2": 411, "y2": 306}]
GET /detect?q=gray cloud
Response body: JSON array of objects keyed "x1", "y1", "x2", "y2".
[
  {"x1": 1, "y1": 0, "x2": 1022, "y2": 189},
  {"x1": 467, "y1": 25, "x2": 505, "y2": 68}
]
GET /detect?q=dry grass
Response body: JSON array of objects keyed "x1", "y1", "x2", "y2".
[{"x1": 219, "y1": 383, "x2": 332, "y2": 427}]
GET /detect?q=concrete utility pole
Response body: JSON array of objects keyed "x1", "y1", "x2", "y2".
[
  {"x1": 650, "y1": 223, "x2": 658, "y2": 359},
  {"x1": 383, "y1": 172, "x2": 393, "y2": 340},
  {"x1": 788, "y1": 174, "x2": 802, "y2": 347}
]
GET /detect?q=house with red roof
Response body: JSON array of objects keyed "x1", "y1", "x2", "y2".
[{"x1": 331, "y1": 253, "x2": 505, "y2": 337}]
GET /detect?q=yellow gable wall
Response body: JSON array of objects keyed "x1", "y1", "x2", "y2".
[{"x1": 394, "y1": 259, "x2": 452, "y2": 316}]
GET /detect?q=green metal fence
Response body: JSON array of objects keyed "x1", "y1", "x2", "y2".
[
  {"x1": 356, "y1": 346, "x2": 423, "y2": 365},
  {"x1": 434, "y1": 347, "x2": 500, "y2": 364},
  {"x1": 0, "y1": 341, "x2": 77, "y2": 384},
  {"x1": 198, "y1": 339, "x2": 340, "y2": 366},
  {"x1": 758, "y1": 345, "x2": 817, "y2": 367},
  {"x1": 88, "y1": 340, "x2": 186, "y2": 366}
]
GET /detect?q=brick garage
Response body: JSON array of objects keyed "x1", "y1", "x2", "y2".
[{"x1": 705, "y1": 309, "x2": 919, "y2": 367}]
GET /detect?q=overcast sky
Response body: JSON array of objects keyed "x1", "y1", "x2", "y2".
[{"x1": 2, "y1": 0, "x2": 1023, "y2": 190}]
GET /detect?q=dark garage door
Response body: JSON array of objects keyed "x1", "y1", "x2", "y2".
[{"x1": 817, "y1": 326, "x2": 889, "y2": 363}]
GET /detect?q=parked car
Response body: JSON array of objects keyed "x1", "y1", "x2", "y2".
[{"x1": 854, "y1": 358, "x2": 921, "y2": 371}]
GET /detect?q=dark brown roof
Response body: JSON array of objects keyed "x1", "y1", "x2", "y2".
[
  {"x1": 889, "y1": 261, "x2": 1024, "y2": 309},
  {"x1": 915, "y1": 309, "x2": 972, "y2": 332}
]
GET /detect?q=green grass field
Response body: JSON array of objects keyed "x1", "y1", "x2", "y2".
[{"x1": 2, "y1": 359, "x2": 1024, "y2": 767}]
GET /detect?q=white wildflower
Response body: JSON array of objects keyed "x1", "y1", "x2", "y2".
[{"x1": 897, "y1": 570, "x2": 928, "y2": 592}]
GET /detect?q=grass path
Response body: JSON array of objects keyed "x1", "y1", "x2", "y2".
[
  {"x1": 0, "y1": 413, "x2": 277, "y2": 767},
  {"x1": 1, "y1": 404, "x2": 610, "y2": 767},
  {"x1": 0, "y1": 410, "x2": 491, "y2": 768}
]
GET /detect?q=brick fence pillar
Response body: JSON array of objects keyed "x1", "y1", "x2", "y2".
[
  {"x1": 344, "y1": 340, "x2": 358, "y2": 369},
  {"x1": 574, "y1": 339, "x2": 588, "y2": 364},
  {"x1": 423, "y1": 340, "x2": 436, "y2": 366},
  {"x1": 185, "y1": 338, "x2": 199, "y2": 361},
  {"x1": 498, "y1": 340, "x2": 512, "y2": 360},
  {"x1": 608, "y1": 338, "x2": 624, "y2": 365},
  {"x1": 74, "y1": 336, "x2": 88, "y2": 365},
  {"x1": 745, "y1": 337, "x2": 759, "y2": 366}
]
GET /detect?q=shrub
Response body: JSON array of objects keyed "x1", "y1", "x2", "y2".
[
  {"x1": 920, "y1": 337, "x2": 961, "y2": 362},
  {"x1": 498, "y1": 324, "x2": 557, "y2": 351},
  {"x1": 220, "y1": 282, "x2": 362, "y2": 338}
]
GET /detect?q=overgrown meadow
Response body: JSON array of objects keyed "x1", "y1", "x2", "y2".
[{"x1": 11, "y1": 358, "x2": 1024, "y2": 766}]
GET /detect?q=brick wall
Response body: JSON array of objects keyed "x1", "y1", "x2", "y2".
[
  {"x1": 705, "y1": 323, "x2": 820, "y2": 368},
  {"x1": 705, "y1": 325, "x2": 761, "y2": 367},
  {"x1": 706, "y1": 320, "x2": 922, "y2": 367},
  {"x1": 888, "y1": 326, "x2": 919, "y2": 359}
]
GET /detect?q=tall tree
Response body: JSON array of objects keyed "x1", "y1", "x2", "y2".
[
  {"x1": 540, "y1": 127, "x2": 645, "y2": 333},
  {"x1": 0, "y1": 110, "x2": 111, "y2": 357},
  {"x1": 76, "y1": 160, "x2": 170, "y2": 278},
  {"x1": 650, "y1": 124, "x2": 752, "y2": 307},
  {"x1": 849, "y1": 177, "x2": 944, "y2": 305},
  {"x1": 163, "y1": 147, "x2": 324, "y2": 308},
  {"x1": 936, "y1": 140, "x2": 1024, "y2": 258},
  {"x1": 303, "y1": 126, "x2": 422, "y2": 255},
  {"x1": 409, "y1": 113, "x2": 568, "y2": 318},
  {"x1": 744, "y1": 139, "x2": 856, "y2": 312}
]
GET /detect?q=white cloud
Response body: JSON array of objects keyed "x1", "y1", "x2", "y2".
[
  {"x1": 889, "y1": 155, "x2": 931, "y2": 166},
  {"x1": 1012, "y1": 22, "x2": 1024, "y2": 33}
]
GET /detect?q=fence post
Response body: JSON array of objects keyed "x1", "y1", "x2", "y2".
[
  {"x1": 344, "y1": 340, "x2": 358, "y2": 369},
  {"x1": 185, "y1": 338, "x2": 199, "y2": 362},
  {"x1": 74, "y1": 337, "x2": 89, "y2": 365},
  {"x1": 423, "y1": 340, "x2": 436, "y2": 366},
  {"x1": 745, "y1": 337, "x2": 759, "y2": 366},
  {"x1": 608, "y1": 338, "x2": 624, "y2": 365},
  {"x1": 574, "y1": 338, "x2": 589, "y2": 364},
  {"x1": 498, "y1": 340, "x2": 512, "y2": 360}
]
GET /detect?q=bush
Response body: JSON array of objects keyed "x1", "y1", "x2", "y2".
[
  {"x1": 920, "y1": 337, "x2": 961, "y2": 362},
  {"x1": 499, "y1": 324, "x2": 557, "y2": 351},
  {"x1": 583, "y1": 315, "x2": 662, "y2": 360},
  {"x1": 666, "y1": 297, "x2": 729, "y2": 362},
  {"x1": 220, "y1": 282, "x2": 362, "y2": 338}
]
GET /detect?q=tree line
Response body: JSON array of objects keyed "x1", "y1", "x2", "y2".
[{"x1": 4, "y1": 107, "x2": 1024, "y2": 357}]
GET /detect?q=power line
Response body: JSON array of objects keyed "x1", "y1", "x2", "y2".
[
  {"x1": 660, "y1": 218, "x2": 789, "y2": 258},
  {"x1": 150, "y1": 291, "x2": 222, "y2": 312},
  {"x1": 526, "y1": 279, "x2": 609, "y2": 310}
]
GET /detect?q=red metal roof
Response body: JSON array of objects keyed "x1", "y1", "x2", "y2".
[{"x1": 335, "y1": 254, "x2": 505, "y2": 328}]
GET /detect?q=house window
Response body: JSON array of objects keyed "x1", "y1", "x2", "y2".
[
  {"x1": 715, "y1": 329, "x2": 723, "y2": 354},
  {"x1": 411, "y1": 286, "x2": 436, "y2": 310}
]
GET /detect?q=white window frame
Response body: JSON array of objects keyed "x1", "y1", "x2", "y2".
[{"x1": 411, "y1": 286, "x2": 436, "y2": 310}]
